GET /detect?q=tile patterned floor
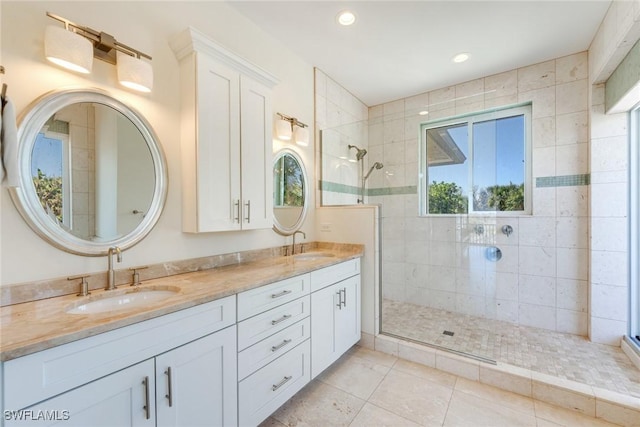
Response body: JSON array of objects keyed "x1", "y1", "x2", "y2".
[
  {"x1": 381, "y1": 299, "x2": 640, "y2": 398},
  {"x1": 261, "y1": 346, "x2": 619, "y2": 427}
]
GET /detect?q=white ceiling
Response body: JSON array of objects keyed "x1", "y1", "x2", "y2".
[{"x1": 229, "y1": 1, "x2": 611, "y2": 106}]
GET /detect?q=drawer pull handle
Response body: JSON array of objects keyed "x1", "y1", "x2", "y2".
[
  {"x1": 271, "y1": 289, "x2": 292, "y2": 299},
  {"x1": 271, "y1": 314, "x2": 292, "y2": 325},
  {"x1": 271, "y1": 339, "x2": 292, "y2": 352},
  {"x1": 272, "y1": 375, "x2": 292, "y2": 391},
  {"x1": 336, "y1": 290, "x2": 342, "y2": 309},
  {"x1": 165, "y1": 367, "x2": 173, "y2": 407},
  {"x1": 142, "y1": 376, "x2": 151, "y2": 420},
  {"x1": 342, "y1": 287, "x2": 347, "y2": 308}
]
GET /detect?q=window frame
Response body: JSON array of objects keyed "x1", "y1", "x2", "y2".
[{"x1": 419, "y1": 103, "x2": 532, "y2": 216}]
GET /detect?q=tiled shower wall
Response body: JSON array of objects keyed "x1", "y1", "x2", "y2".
[
  {"x1": 315, "y1": 69, "x2": 369, "y2": 205},
  {"x1": 371, "y1": 52, "x2": 592, "y2": 336}
]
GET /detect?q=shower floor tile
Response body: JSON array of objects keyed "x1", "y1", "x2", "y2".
[{"x1": 382, "y1": 299, "x2": 640, "y2": 398}]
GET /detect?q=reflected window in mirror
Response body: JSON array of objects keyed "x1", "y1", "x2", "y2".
[
  {"x1": 273, "y1": 149, "x2": 308, "y2": 235},
  {"x1": 32, "y1": 129, "x2": 70, "y2": 230}
]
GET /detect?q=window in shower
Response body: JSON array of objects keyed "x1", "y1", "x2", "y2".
[{"x1": 420, "y1": 104, "x2": 532, "y2": 215}]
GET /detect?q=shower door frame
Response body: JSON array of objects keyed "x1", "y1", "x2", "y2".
[{"x1": 630, "y1": 104, "x2": 640, "y2": 347}]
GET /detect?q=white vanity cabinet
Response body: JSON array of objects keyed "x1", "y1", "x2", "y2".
[
  {"x1": 310, "y1": 259, "x2": 361, "y2": 379},
  {"x1": 2, "y1": 296, "x2": 237, "y2": 427},
  {"x1": 170, "y1": 27, "x2": 278, "y2": 233},
  {"x1": 236, "y1": 274, "x2": 312, "y2": 427},
  {"x1": 5, "y1": 359, "x2": 156, "y2": 427}
]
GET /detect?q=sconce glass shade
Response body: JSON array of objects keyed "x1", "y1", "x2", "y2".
[
  {"x1": 276, "y1": 119, "x2": 292, "y2": 141},
  {"x1": 294, "y1": 126, "x2": 309, "y2": 147},
  {"x1": 44, "y1": 25, "x2": 93, "y2": 74},
  {"x1": 117, "y1": 52, "x2": 153, "y2": 93}
]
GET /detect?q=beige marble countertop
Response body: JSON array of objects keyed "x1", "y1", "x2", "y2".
[{"x1": 0, "y1": 247, "x2": 363, "y2": 362}]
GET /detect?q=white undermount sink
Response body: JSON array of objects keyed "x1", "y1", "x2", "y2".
[
  {"x1": 292, "y1": 252, "x2": 336, "y2": 261},
  {"x1": 66, "y1": 286, "x2": 180, "y2": 315}
]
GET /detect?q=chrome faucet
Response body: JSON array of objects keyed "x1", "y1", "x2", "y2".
[
  {"x1": 107, "y1": 246, "x2": 122, "y2": 290},
  {"x1": 291, "y1": 230, "x2": 306, "y2": 255}
]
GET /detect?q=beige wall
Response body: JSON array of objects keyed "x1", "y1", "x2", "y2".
[{"x1": 0, "y1": 1, "x2": 315, "y2": 286}]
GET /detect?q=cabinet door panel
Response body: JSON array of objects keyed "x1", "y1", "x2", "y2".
[
  {"x1": 196, "y1": 54, "x2": 241, "y2": 232},
  {"x1": 310, "y1": 284, "x2": 339, "y2": 379},
  {"x1": 7, "y1": 360, "x2": 155, "y2": 427},
  {"x1": 155, "y1": 326, "x2": 237, "y2": 427},
  {"x1": 240, "y1": 75, "x2": 272, "y2": 230},
  {"x1": 335, "y1": 275, "x2": 361, "y2": 356}
]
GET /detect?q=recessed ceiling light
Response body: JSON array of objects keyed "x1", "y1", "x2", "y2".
[
  {"x1": 418, "y1": 110, "x2": 429, "y2": 116},
  {"x1": 337, "y1": 10, "x2": 356, "y2": 26},
  {"x1": 452, "y1": 53, "x2": 470, "y2": 63}
]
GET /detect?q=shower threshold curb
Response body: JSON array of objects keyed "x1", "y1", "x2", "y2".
[{"x1": 369, "y1": 333, "x2": 640, "y2": 427}]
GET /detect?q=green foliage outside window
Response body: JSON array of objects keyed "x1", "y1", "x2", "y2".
[
  {"x1": 428, "y1": 181, "x2": 468, "y2": 214},
  {"x1": 32, "y1": 169, "x2": 63, "y2": 223},
  {"x1": 474, "y1": 182, "x2": 524, "y2": 212},
  {"x1": 429, "y1": 181, "x2": 524, "y2": 214}
]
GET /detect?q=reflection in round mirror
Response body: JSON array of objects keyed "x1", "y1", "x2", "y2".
[
  {"x1": 10, "y1": 88, "x2": 167, "y2": 256},
  {"x1": 273, "y1": 148, "x2": 308, "y2": 235}
]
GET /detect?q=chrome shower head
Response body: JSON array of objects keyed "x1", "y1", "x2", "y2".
[
  {"x1": 364, "y1": 162, "x2": 384, "y2": 180},
  {"x1": 348, "y1": 144, "x2": 368, "y2": 161}
]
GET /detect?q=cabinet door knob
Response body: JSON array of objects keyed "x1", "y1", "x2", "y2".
[
  {"x1": 165, "y1": 367, "x2": 173, "y2": 407},
  {"x1": 244, "y1": 200, "x2": 251, "y2": 223},
  {"x1": 233, "y1": 200, "x2": 240, "y2": 223},
  {"x1": 142, "y1": 376, "x2": 151, "y2": 420}
]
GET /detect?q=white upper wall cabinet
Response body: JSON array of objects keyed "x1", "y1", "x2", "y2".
[{"x1": 171, "y1": 27, "x2": 279, "y2": 232}]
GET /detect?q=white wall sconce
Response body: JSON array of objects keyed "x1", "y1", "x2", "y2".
[
  {"x1": 276, "y1": 112, "x2": 309, "y2": 146},
  {"x1": 44, "y1": 12, "x2": 153, "y2": 93}
]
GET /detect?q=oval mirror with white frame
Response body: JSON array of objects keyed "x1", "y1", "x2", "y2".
[
  {"x1": 9, "y1": 88, "x2": 168, "y2": 256},
  {"x1": 273, "y1": 148, "x2": 308, "y2": 235}
]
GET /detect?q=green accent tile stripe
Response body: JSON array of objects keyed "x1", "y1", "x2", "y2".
[
  {"x1": 368, "y1": 186, "x2": 417, "y2": 196},
  {"x1": 536, "y1": 174, "x2": 590, "y2": 188},
  {"x1": 319, "y1": 180, "x2": 418, "y2": 196},
  {"x1": 319, "y1": 180, "x2": 360, "y2": 195}
]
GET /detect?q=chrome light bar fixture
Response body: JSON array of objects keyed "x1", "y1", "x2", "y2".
[
  {"x1": 45, "y1": 12, "x2": 153, "y2": 93},
  {"x1": 276, "y1": 112, "x2": 309, "y2": 147}
]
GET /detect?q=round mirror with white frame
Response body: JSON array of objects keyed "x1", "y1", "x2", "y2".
[
  {"x1": 9, "y1": 88, "x2": 168, "y2": 256},
  {"x1": 272, "y1": 148, "x2": 308, "y2": 235}
]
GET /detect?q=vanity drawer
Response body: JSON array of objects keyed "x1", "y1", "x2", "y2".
[
  {"x1": 238, "y1": 317, "x2": 310, "y2": 380},
  {"x1": 237, "y1": 295, "x2": 310, "y2": 351},
  {"x1": 238, "y1": 339, "x2": 310, "y2": 427},
  {"x1": 3, "y1": 296, "x2": 236, "y2": 411},
  {"x1": 237, "y1": 273, "x2": 310, "y2": 321},
  {"x1": 310, "y1": 258, "x2": 360, "y2": 292}
]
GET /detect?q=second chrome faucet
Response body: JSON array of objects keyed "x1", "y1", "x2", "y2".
[{"x1": 107, "y1": 246, "x2": 122, "y2": 290}]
